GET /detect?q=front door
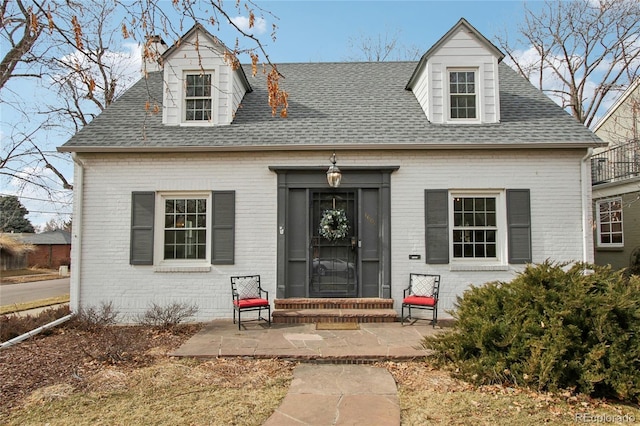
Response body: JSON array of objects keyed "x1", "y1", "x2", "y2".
[
  {"x1": 309, "y1": 191, "x2": 357, "y2": 297},
  {"x1": 275, "y1": 167, "x2": 395, "y2": 300}
]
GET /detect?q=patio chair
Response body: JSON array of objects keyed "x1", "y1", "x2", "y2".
[
  {"x1": 401, "y1": 273, "x2": 440, "y2": 327},
  {"x1": 231, "y1": 275, "x2": 271, "y2": 330}
]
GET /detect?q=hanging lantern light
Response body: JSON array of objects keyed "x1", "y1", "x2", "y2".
[{"x1": 326, "y1": 152, "x2": 342, "y2": 188}]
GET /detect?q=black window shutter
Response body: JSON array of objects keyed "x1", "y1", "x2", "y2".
[
  {"x1": 211, "y1": 191, "x2": 235, "y2": 264},
  {"x1": 507, "y1": 189, "x2": 532, "y2": 264},
  {"x1": 425, "y1": 189, "x2": 449, "y2": 264},
  {"x1": 130, "y1": 192, "x2": 155, "y2": 265}
]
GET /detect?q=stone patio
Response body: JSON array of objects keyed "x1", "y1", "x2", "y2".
[{"x1": 170, "y1": 319, "x2": 444, "y2": 362}]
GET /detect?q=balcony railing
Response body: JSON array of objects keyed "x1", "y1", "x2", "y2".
[{"x1": 591, "y1": 140, "x2": 640, "y2": 185}]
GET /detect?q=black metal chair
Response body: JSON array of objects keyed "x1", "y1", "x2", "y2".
[
  {"x1": 230, "y1": 275, "x2": 271, "y2": 330},
  {"x1": 401, "y1": 273, "x2": 441, "y2": 327}
]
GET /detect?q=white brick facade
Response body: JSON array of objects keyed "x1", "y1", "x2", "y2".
[{"x1": 70, "y1": 149, "x2": 591, "y2": 322}]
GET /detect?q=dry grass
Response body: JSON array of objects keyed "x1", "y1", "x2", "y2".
[
  {"x1": 6, "y1": 359, "x2": 639, "y2": 426},
  {"x1": 1, "y1": 317, "x2": 638, "y2": 426},
  {"x1": 383, "y1": 362, "x2": 640, "y2": 425},
  {"x1": 4, "y1": 358, "x2": 294, "y2": 426}
]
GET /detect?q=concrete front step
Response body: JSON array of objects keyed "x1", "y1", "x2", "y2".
[
  {"x1": 274, "y1": 298, "x2": 394, "y2": 310},
  {"x1": 272, "y1": 308, "x2": 399, "y2": 324}
]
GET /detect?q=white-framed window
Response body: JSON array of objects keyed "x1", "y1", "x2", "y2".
[
  {"x1": 425, "y1": 189, "x2": 529, "y2": 268},
  {"x1": 596, "y1": 198, "x2": 623, "y2": 247},
  {"x1": 448, "y1": 69, "x2": 477, "y2": 120},
  {"x1": 156, "y1": 192, "x2": 211, "y2": 265},
  {"x1": 449, "y1": 191, "x2": 507, "y2": 265},
  {"x1": 184, "y1": 72, "x2": 212, "y2": 122},
  {"x1": 163, "y1": 196, "x2": 208, "y2": 260},
  {"x1": 131, "y1": 191, "x2": 235, "y2": 268}
]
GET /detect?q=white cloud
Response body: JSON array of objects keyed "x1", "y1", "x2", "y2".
[
  {"x1": 52, "y1": 42, "x2": 142, "y2": 100},
  {"x1": 231, "y1": 15, "x2": 267, "y2": 35},
  {"x1": 505, "y1": 47, "x2": 567, "y2": 107}
]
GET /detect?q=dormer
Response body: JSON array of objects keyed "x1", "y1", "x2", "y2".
[
  {"x1": 159, "y1": 24, "x2": 252, "y2": 127},
  {"x1": 406, "y1": 18, "x2": 504, "y2": 124}
]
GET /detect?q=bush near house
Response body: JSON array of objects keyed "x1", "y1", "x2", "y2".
[
  {"x1": 0, "y1": 235, "x2": 34, "y2": 271},
  {"x1": 423, "y1": 261, "x2": 640, "y2": 403}
]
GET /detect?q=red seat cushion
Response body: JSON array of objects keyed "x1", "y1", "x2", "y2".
[
  {"x1": 234, "y1": 298, "x2": 269, "y2": 308},
  {"x1": 403, "y1": 295, "x2": 437, "y2": 307}
]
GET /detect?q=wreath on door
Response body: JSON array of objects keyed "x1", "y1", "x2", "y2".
[{"x1": 319, "y1": 208, "x2": 350, "y2": 240}]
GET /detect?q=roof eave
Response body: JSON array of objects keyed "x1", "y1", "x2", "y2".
[{"x1": 57, "y1": 141, "x2": 604, "y2": 154}]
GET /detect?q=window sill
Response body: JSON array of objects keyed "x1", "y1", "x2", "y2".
[
  {"x1": 595, "y1": 246, "x2": 624, "y2": 252},
  {"x1": 445, "y1": 119, "x2": 481, "y2": 125},
  {"x1": 154, "y1": 265, "x2": 212, "y2": 273},
  {"x1": 450, "y1": 264, "x2": 509, "y2": 271},
  {"x1": 179, "y1": 122, "x2": 215, "y2": 127}
]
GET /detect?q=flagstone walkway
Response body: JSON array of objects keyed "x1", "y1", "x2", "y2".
[
  {"x1": 263, "y1": 364, "x2": 399, "y2": 425},
  {"x1": 170, "y1": 320, "x2": 446, "y2": 425}
]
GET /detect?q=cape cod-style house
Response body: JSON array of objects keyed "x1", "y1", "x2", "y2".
[{"x1": 58, "y1": 18, "x2": 604, "y2": 322}]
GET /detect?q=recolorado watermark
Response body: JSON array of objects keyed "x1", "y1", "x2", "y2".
[{"x1": 575, "y1": 413, "x2": 636, "y2": 423}]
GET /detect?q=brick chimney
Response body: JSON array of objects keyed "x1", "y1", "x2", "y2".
[{"x1": 142, "y1": 35, "x2": 167, "y2": 74}]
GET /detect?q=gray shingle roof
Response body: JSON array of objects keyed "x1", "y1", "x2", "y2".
[
  {"x1": 58, "y1": 61, "x2": 602, "y2": 152},
  {"x1": 10, "y1": 230, "x2": 72, "y2": 245}
]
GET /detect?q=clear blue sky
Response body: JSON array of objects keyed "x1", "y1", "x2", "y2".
[
  {"x1": 3, "y1": 1, "x2": 543, "y2": 229},
  {"x1": 227, "y1": 1, "x2": 535, "y2": 63}
]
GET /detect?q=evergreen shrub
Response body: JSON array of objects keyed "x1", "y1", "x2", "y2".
[{"x1": 423, "y1": 261, "x2": 640, "y2": 402}]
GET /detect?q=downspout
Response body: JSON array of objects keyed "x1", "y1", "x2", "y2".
[
  {"x1": 70, "y1": 153, "x2": 85, "y2": 313},
  {"x1": 0, "y1": 313, "x2": 75, "y2": 350},
  {"x1": 581, "y1": 148, "x2": 595, "y2": 263}
]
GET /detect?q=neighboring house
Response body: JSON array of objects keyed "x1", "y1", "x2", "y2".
[
  {"x1": 58, "y1": 19, "x2": 603, "y2": 322},
  {"x1": 7, "y1": 230, "x2": 72, "y2": 269},
  {"x1": 591, "y1": 79, "x2": 640, "y2": 272}
]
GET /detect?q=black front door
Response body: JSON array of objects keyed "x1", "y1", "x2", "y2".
[
  {"x1": 275, "y1": 167, "x2": 395, "y2": 300},
  {"x1": 309, "y1": 191, "x2": 357, "y2": 297}
]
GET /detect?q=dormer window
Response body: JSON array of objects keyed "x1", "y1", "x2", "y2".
[
  {"x1": 449, "y1": 70, "x2": 477, "y2": 120},
  {"x1": 406, "y1": 19, "x2": 503, "y2": 124},
  {"x1": 160, "y1": 24, "x2": 252, "y2": 127},
  {"x1": 185, "y1": 73, "x2": 212, "y2": 121}
]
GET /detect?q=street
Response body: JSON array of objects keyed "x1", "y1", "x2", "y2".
[{"x1": 0, "y1": 278, "x2": 70, "y2": 306}]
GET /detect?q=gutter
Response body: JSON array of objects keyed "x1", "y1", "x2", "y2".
[
  {"x1": 70, "y1": 153, "x2": 85, "y2": 313},
  {"x1": 581, "y1": 148, "x2": 595, "y2": 263},
  {"x1": 57, "y1": 141, "x2": 604, "y2": 154},
  {"x1": 0, "y1": 313, "x2": 75, "y2": 350}
]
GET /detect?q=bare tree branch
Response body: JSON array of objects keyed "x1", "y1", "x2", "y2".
[
  {"x1": 496, "y1": 0, "x2": 640, "y2": 126},
  {"x1": 345, "y1": 27, "x2": 422, "y2": 62},
  {"x1": 1, "y1": 0, "x2": 283, "y2": 209},
  {"x1": 0, "y1": 0, "x2": 43, "y2": 89}
]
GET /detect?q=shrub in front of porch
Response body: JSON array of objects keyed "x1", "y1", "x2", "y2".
[{"x1": 422, "y1": 261, "x2": 640, "y2": 403}]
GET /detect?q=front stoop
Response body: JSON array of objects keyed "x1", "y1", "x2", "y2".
[{"x1": 272, "y1": 298, "x2": 398, "y2": 324}]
